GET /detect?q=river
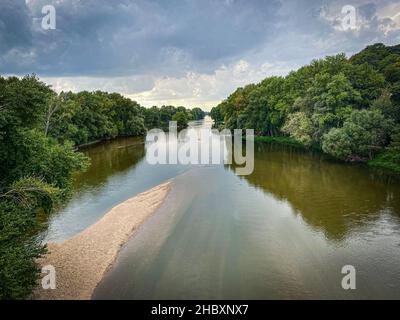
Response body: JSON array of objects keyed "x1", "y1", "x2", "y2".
[{"x1": 43, "y1": 117, "x2": 400, "y2": 299}]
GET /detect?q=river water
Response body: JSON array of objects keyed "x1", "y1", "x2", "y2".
[{"x1": 44, "y1": 117, "x2": 400, "y2": 299}]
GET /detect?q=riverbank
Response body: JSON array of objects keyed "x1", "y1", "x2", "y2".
[
  {"x1": 33, "y1": 182, "x2": 171, "y2": 300},
  {"x1": 251, "y1": 135, "x2": 400, "y2": 174},
  {"x1": 252, "y1": 136, "x2": 307, "y2": 149},
  {"x1": 368, "y1": 154, "x2": 400, "y2": 174}
]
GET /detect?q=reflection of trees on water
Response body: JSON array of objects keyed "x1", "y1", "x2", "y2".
[
  {"x1": 230, "y1": 143, "x2": 400, "y2": 241},
  {"x1": 73, "y1": 137, "x2": 146, "y2": 191}
]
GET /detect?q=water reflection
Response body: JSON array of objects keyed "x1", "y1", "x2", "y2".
[
  {"x1": 74, "y1": 137, "x2": 145, "y2": 191},
  {"x1": 232, "y1": 143, "x2": 400, "y2": 241}
]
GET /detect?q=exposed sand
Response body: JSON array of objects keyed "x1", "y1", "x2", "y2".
[{"x1": 33, "y1": 182, "x2": 171, "y2": 300}]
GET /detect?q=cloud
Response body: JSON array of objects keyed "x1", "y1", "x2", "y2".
[
  {"x1": 1, "y1": 0, "x2": 400, "y2": 108},
  {"x1": 313, "y1": 0, "x2": 400, "y2": 53},
  {"x1": 1, "y1": 0, "x2": 282, "y2": 76},
  {"x1": 42, "y1": 58, "x2": 292, "y2": 110},
  {"x1": 0, "y1": 0, "x2": 33, "y2": 53}
]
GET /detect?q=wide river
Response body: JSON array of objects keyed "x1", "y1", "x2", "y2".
[{"x1": 44, "y1": 117, "x2": 400, "y2": 299}]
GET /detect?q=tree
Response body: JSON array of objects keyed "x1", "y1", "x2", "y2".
[
  {"x1": 371, "y1": 90, "x2": 400, "y2": 123},
  {"x1": 44, "y1": 94, "x2": 62, "y2": 136},
  {"x1": 308, "y1": 73, "x2": 361, "y2": 139},
  {"x1": 0, "y1": 177, "x2": 60, "y2": 299},
  {"x1": 0, "y1": 76, "x2": 88, "y2": 299},
  {"x1": 321, "y1": 127, "x2": 354, "y2": 160},
  {"x1": 322, "y1": 109, "x2": 393, "y2": 161},
  {"x1": 345, "y1": 63, "x2": 385, "y2": 108},
  {"x1": 207, "y1": 43, "x2": 399, "y2": 169},
  {"x1": 210, "y1": 105, "x2": 224, "y2": 124},
  {"x1": 108, "y1": 93, "x2": 145, "y2": 136},
  {"x1": 282, "y1": 112, "x2": 314, "y2": 147},
  {"x1": 141, "y1": 105, "x2": 195, "y2": 130},
  {"x1": 143, "y1": 106, "x2": 161, "y2": 129},
  {"x1": 190, "y1": 107, "x2": 206, "y2": 120},
  {"x1": 350, "y1": 43, "x2": 400, "y2": 106},
  {"x1": 172, "y1": 111, "x2": 189, "y2": 129}
]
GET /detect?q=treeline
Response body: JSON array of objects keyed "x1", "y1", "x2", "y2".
[
  {"x1": 143, "y1": 105, "x2": 205, "y2": 131},
  {"x1": 0, "y1": 76, "x2": 88, "y2": 299},
  {"x1": 47, "y1": 91, "x2": 205, "y2": 146},
  {"x1": 0, "y1": 75, "x2": 204, "y2": 299},
  {"x1": 210, "y1": 43, "x2": 400, "y2": 172}
]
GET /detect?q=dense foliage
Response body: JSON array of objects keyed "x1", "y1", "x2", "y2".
[
  {"x1": 0, "y1": 75, "x2": 205, "y2": 299},
  {"x1": 0, "y1": 76, "x2": 88, "y2": 299},
  {"x1": 142, "y1": 105, "x2": 201, "y2": 131},
  {"x1": 48, "y1": 92, "x2": 203, "y2": 146},
  {"x1": 211, "y1": 43, "x2": 400, "y2": 171}
]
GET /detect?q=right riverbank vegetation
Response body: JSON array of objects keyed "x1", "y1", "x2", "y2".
[
  {"x1": 0, "y1": 77, "x2": 205, "y2": 299},
  {"x1": 211, "y1": 43, "x2": 400, "y2": 173}
]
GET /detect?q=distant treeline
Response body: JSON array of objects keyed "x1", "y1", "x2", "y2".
[
  {"x1": 0, "y1": 75, "x2": 205, "y2": 299},
  {"x1": 211, "y1": 43, "x2": 400, "y2": 172},
  {"x1": 46, "y1": 90, "x2": 205, "y2": 146}
]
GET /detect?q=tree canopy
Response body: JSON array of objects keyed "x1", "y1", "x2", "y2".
[{"x1": 211, "y1": 43, "x2": 400, "y2": 168}]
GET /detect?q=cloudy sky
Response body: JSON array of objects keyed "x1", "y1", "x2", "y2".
[{"x1": 1, "y1": 0, "x2": 400, "y2": 110}]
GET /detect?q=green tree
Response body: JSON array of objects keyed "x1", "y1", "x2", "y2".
[
  {"x1": 0, "y1": 177, "x2": 61, "y2": 299},
  {"x1": 108, "y1": 93, "x2": 145, "y2": 136},
  {"x1": 371, "y1": 90, "x2": 400, "y2": 123},
  {"x1": 172, "y1": 111, "x2": 189, "y2": 129},
  {"x1": 322, "y1": 109, "x2": 393, "y2": 161},
  {"x1": 0, "y1": 75, "x2": 88, "y2": 299},
  {"x1": 282, "y1": 112, "x2": 314, "y2": 147},
  {"x1": 190, "y1": 107, "x2": 206, "y2": 120},
  {"x1": 308, "y1": 73, "x2": 361, "y2": 138},
  {"x1": 210, "y1": 105, "x2": 224, "y2": 124}
]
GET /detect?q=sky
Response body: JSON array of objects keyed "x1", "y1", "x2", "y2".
[{"x1": 1, "y1": 0, "x2": 400, "y2": 110}]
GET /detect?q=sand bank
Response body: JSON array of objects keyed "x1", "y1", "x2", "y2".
[{"x1": 34, "y1": 182, "x2": 171, "y2": 300}]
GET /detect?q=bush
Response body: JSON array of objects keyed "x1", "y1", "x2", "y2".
[
  {"x1": 282, "y1": 112, "x2": 314, "y2": 147},
  {"x1": 0, "y1": 177, "x2": 61, "y2": 299},
  {"x1": 322, "y1": 109, "x2": 393, "y2": 161}
]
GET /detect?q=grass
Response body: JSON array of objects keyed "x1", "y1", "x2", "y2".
[
  {"x1": 252, "y1": 136, "x2": 304, "y2": 148},
  {"x1": 368, "y1": 153, "x2": 400, "y2": 174},
  {"x1": 249, "y1": 135, "x2": 323, "y2": 152}
]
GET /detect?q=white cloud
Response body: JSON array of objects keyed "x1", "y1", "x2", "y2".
[
  {"x1": 126, "y1": 60, "x2": 292, "y2": 110},
  {"x1": 40, "y1": 59, "x2": 292, "y2": 111}
]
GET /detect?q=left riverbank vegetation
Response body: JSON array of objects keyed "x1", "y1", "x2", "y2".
[
  {"x1": 210, "y1": 43, "x2": 400, "y2": 173},
  {"x1": 0, "y1": 74, "x2": 205, "y2": 299}
]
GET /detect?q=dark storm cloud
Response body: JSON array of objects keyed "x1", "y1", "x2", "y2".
[
  {"x1": 0, "y1": 0, "x2": 282, "y2": 76},
  {"x1": 0, "y1": 0, "x2": 33, "y2": 53},
  {"x1": 0, "y1": 0, "x2": 399, "y2": 77}
]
